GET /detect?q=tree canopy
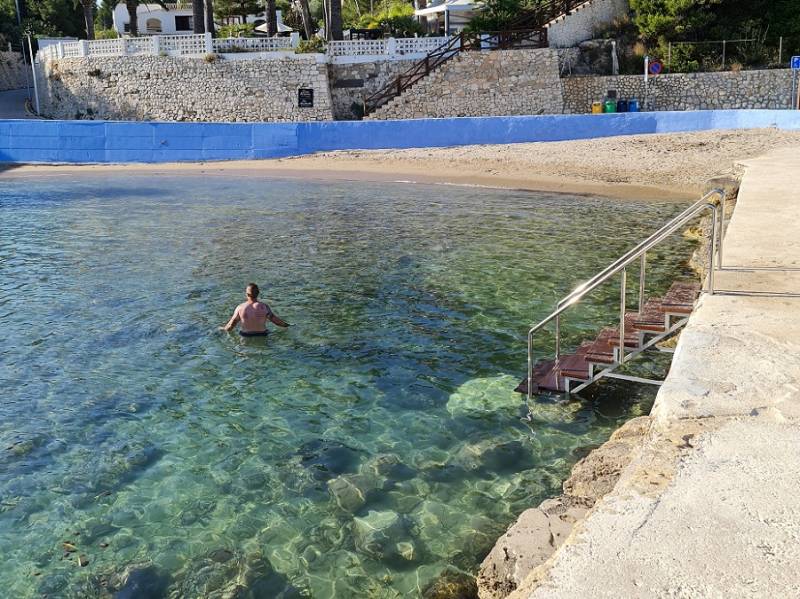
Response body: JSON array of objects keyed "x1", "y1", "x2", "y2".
[{"x1": 1, "y1": 0, "x2": 84, "y2": 42}]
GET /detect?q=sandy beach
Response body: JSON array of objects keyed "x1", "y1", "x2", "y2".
[{"x1": 5, "y1": 128, "x2": 800, "y2": 200}]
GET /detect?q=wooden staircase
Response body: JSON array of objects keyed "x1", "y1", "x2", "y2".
[
  {"x1": 362, "y1": 0, "x2": 589, "y2": 116},
  {"x1": 516, "y1": 281, "x2": 701, "y2": 395}
]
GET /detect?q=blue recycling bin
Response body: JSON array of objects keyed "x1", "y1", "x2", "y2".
[
  {"x1": 628, "y1": 99, "x2": 640, "y2": 112},
  {"x1": 616, "y1": 99, "x2": 629, "y2": 113}
]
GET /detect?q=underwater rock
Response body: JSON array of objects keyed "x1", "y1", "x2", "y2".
[
  {"x1": 297, "y1": 439, "x2": 362, "y2": 482},
  {"x1": 80, "y1": 518, "x2": 119, "y2": 543},
  {"x1": 106, "y1": 563, "x2": 171, "y2": 599},
  {"x1": 327, "y1": 474, "x2": 368, "y2": 513},
  {"x1": 423, "y1": 568, "x2": 478, "y2": 599},
  {"x1": 395, "y1": 541, "x2": 416, "y2": 561},
  {"x1": 364, "y1": 453, "x2": 416, "y2": 481},
  {"x1": 174, "y1": 549, "x2": 299, "y2": 599},
  {"x1": 352, "y1": 510, "x2": 409, "y2": 561},
  {"x1": 77, "y1": 554, "x2": 89, "y2": 567},
  {"x1": 446, "y1": 375, "x2": 523, "y2": 417},
  {"x1": 452, "y1": 439, "x2": 537, "y2": 478}
]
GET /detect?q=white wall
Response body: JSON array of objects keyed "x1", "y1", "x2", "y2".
[
  {"x1": 112, "y1": 5, "x2": 196, "y2": 35},
  {"x1": 546, "y1": 0, "x2": 629, "y2": 48},
  {"x1": 112, "y1": 5, "x2": 288, "y2": 36}
]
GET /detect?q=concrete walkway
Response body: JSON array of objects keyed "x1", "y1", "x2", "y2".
[
  {"x1": 0, "y1": 89, "x2": 32, "y2": 119},
  {"x1": 514, "y1": 147, "x2": 800, "y2": 598}
]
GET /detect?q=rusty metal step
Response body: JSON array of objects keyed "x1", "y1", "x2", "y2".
[{"x1": 662, "y1": 280, "x2": 701, "y2": 315}]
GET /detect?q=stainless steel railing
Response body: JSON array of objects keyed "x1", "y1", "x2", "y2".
[{"x1": 527, "y1": 188, "x2": 726, "y2": 399}]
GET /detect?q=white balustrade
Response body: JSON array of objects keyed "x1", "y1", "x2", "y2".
[
  {"x1": 394, "y1": 36, "x2": 450, "y2": 55},
  {"x1": 327, "y1": 36, "x2": 450, "y2": 57},
  {"x1": 212, "y1": 36, "x2": 293, "y2": 53},
  {"x1": 327, "y1": 39, "x2": 387, "y2": 56},
  {"x1": 159, "y1": 34, "x2": 208, "y2": 56},
  {"x1": 37, "y1": 34, "x2": 453, "y2": 61}
]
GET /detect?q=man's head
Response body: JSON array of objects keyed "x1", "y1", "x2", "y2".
[{"x1": 246, "y1": 283, "x2": 260, "y2": 300}]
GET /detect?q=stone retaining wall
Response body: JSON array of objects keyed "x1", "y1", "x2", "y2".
[
  {"x1": 563, "y1": 69, "x2": 795, "y2": 113},
  {"x1": 367, "y1": 49, "x2": 563, "y2": 120},
  {"x1": 328, "y1": 59, "x2": 418, "y2": 120},
  {"x1": 0, "y1": 51, "x2": 27, "y2": 91},
  {"x1": 546, "y1": 0, "x2": 629, "y2": 48},
  {"x1": 36, "y1": 55, "x2": 333, "y2": 122}
]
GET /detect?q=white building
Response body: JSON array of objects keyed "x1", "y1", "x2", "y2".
[
  {"x1": 112, "y1": 3, "x2": 291, "y2": 36},
  {"x1": 415, "y1": 0, "x2": 477, "y2": 35}
]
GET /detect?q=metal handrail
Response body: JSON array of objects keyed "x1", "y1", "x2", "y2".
[{"x1": 527, "y1": 188, "x2": 726, "y2": 399}]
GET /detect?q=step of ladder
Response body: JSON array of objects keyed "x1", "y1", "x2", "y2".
[{"x1": 517, "y1": 280, "x2": 702, "y2": 395}]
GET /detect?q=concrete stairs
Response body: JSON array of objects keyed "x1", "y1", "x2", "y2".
[{"x1": 366, "y1": 48, "x2": 563, "y2": 120}]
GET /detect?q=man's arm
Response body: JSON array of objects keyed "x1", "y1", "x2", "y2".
[
  {"x1": 266, "y1": 305, "x2": 290, "y2": 328},
  {"x1": 221, "y1": 307, "x2": 240, "y2": 331}
]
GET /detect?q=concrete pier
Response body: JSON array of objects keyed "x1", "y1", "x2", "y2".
[{"x1": 512, "y1": 147, "x2": 800, "y2": 598}]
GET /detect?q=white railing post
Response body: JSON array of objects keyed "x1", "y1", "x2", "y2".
[
  {"x1": 204, "y1": 32, "x2": 213, "y2": 54},
  {"x1": 78, "y1": 40, "x2": 89, "y2": 57},
  {"x1": 57, "y1": 42, "x2": 64, "y2": 58},
  {"x1": 152, "y1": 35, "x2": 161, "y2": 56},
  {"x1": 386, "y1": 37, "x2": 397, "y2": 56},
  {"x1": 290, "y1": 32, "x2": 300, "y2": 48}
]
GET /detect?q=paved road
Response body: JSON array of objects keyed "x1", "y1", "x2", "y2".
[{"x1": 0, "y1": 88, "x2": 33, "y2": 119}]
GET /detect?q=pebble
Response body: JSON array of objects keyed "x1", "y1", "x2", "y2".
[
  {"x1": 78, "y1": 555, "x2": 89, "y2": 567},
  {"x1": 62, "y1": 542, "x2": 77, "y2": 553}
]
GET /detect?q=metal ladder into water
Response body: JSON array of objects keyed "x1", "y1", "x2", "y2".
[{"x1": 517, "y1": 189, "x2": 726, "y2": 398}]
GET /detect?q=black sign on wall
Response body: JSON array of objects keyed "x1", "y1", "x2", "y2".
[{"x1": 298, "y1": 88, "x2": 314, "y2": 108}]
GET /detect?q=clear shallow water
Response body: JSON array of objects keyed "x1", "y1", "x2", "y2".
[{"x1": 0, "y1": 175, "x2": 695, "y2": 598}]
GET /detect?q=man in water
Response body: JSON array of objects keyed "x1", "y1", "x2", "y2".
[{"x1": 222, "y1": 283, "x2": 290, "y2": 336}]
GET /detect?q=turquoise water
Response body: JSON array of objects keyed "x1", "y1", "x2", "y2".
[{"x1": 0, "y1": 175, "x2": 694, "y2": 598}]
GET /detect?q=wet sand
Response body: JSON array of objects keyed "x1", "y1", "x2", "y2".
[{"x1": 5, "y1": 128, "x2": 800, "y2": 201}]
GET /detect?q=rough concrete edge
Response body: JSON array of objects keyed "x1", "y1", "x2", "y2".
[{"x1": 477, "y1": 169, "x2": 745, "y2": 599}]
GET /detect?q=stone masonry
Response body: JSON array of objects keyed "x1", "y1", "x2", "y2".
[
  {"x1": 0, "y1": 51, "x2": 26, "y2": 91},
  {"x1": 37, "y1": 55, "x2": 333, "y2": 122},
  {"x1": 563, "y1": 69, "x2": 795, "y2": 113},
  {"x1": 367, "y1": 49, "x2": 563, "y2": 120},
  {"x1": 328, "y1": 59, "x2": 418, "y2": 120}
]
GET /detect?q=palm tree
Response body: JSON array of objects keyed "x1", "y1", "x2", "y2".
[
  {"x1": 205, "y1": 0, "x2": 216, "y2": 35},
  {"x1": 77, "y1": 0, "x2": 95, "y2": 39},
  {"x1": 295, "y1": 0, "x2": 313, "y2": 38},
  {"x1": 192, "y1": 0, "x2": 206, "y2": 33},
  {"x1": 328, "y1": 0, "x2": 342, "y2": 40},
  {"x1": 266, "y1": 0, "x2": 277, "y2": 36},
  {"x1": 125, "y1": 0, "x2": 139, "y2": 35}
]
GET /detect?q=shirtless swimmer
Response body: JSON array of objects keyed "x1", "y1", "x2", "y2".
[{"x1": 222, "y1": 283, "x2": 290, "y2": 336}]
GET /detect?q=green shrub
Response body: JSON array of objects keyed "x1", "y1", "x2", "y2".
[
  {"x1": 217, "y1": 23, "x2": 256, "y2": 38},
  {"x1": 295, "y1": 37, "x2": 325, "y2": 54},
  {"x1": 356, "y1": 1, "x2": 422, "y2": 37},
  {"x1": 95, "y1": 28, "x2": 118, "y2": 39}
]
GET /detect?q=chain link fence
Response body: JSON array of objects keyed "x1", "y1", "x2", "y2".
[{"x1": 664, "y1": 36, "x2": 800, "y2": 73}]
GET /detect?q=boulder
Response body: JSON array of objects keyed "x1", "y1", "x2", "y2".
[{"x1": 352, "y1": 510, "x2": 409, "y2": 561}]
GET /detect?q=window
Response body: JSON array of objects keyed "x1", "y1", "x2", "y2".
[
  {"x1": 175, "y1": 16, "x2": 193, "y2": 31},
  {"x1": 146, "y1": 18, "x2": 162, "y2": 33}
]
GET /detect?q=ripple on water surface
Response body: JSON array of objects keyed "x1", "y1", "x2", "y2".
[{"x1": 0, "y1": 175, "x2": 695, "y2": 597}]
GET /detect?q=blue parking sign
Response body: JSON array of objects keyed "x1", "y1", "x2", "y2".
[{"x1": 792, "y1": 56, "x2": 800, "y2": 69}]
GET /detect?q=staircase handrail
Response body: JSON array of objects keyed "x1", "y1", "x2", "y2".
[{"x1": 526, "y1": 188, "x2": 726, "y2": 399}]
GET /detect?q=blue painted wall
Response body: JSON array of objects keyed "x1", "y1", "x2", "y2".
[{"x1": 1, "y1": 110, "x2": 799, "y2": 164}]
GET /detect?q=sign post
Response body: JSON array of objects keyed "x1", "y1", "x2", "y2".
[{"x1": 792, "y1": 56, "x2": 800, "y2": 110}]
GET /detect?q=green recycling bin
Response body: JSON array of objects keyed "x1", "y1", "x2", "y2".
[{"x1": 603, "y1": 99, "x2": 617, "y2": 113}]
